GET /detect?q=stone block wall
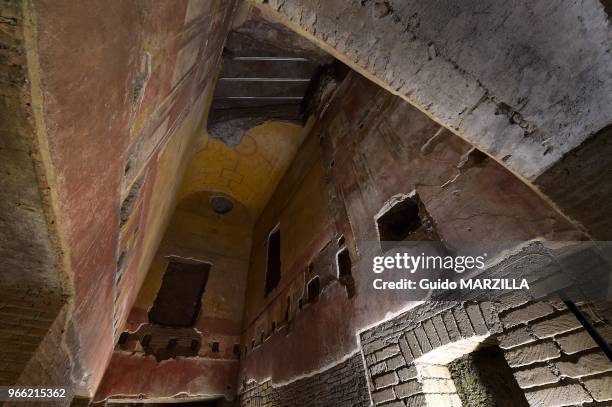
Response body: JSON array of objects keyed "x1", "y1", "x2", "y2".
[
  {"x1": 239, "y1": 354, "x2": 371, "y2": 407},
  {"x1": 238, "y1": 242, "x2": 612, "y2": 407},
  {"x1": 238, "y1": 298, "x2": 610, "y2": 407},
  {"x1": 360, "y1": 298, "x2": 612, "y2": 406}
]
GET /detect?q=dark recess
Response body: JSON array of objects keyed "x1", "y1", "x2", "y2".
[
  {"x1": 307, "y1": 276, "x2": 321, "y2": 303},
  {"x1": 377, "y1": 198, "x2": 421, "y2": 241},
  {"x1": 602, "y1": 0, "x2": 612, "y2": 16},
  {"x1": 117, "y1": 332, "x2": 129, "y2": 346},
  {"x1": 449, "y1": 345, "x2": 529, "y2": 407},
  {"x1": 337, "y1": 247, "x2": 356, "y2": 297},
  {"x1": 148, "y1": 260, "x2": 210, "y2": 327},
  {"x1": 265, "y1": 227, "x2": 281, "y2": 296},
  {"x1": 337, "y1": 247, "x2": 351, "y2": 278}
]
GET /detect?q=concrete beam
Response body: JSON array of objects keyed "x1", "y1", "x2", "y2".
[{"x1": 248, "y1": 0, "x2": 612, "y2": 238}]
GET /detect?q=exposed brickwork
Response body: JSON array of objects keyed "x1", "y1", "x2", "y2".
[
  {"x1": 0, "y1": 0, "x2": 66, "y2": 386},
  {"x1": 4, "y1": 305, "x2": 76, "y2": 407},
  {"x1": 524, "y1": 383, "x2": 592, "y2": 407},
  {"x1": 356, "y1": 242, "x2": 612, "y2": 406},
  {"x1": 360, "y1": 294, "x2": 612, "y2": 406},
  {"x1": 0, "y1": 289, "x2": 64, "y2": 385},
  {"x1": 239, "y1": 354, "x2": 370, "y2": 407}
]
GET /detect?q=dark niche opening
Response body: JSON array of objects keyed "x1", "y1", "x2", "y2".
[
  {"x1": 337, "y1": 247, "x2": 352, "y2": 278},
  {"x1": 265, "y1": 226, "x2": 281, "y2": 296},
  {"x1": 449, "y1": 345, "x2": 529, "y2": 407},
  {"x1": 307, "y1": 276, "x2": 321, "y2": 303},
  {"x1": 148, "y1": 259, "x2": 210, "y2": 327},
  {"x1": 376, "y1": 193, "x2": 441, "y2": 244},
  {"x1": 117, "y1": 331, "x2": 129, "y2": 347},
  {"x1": 376, "y1": 196, "x2": 421, "y2": 241},
  {"x1": 337, "y1": 247, "x2": 356, "y2": 297},
  {"x1": 117, "y1": 331, "x2": 134, "y2": 350}
]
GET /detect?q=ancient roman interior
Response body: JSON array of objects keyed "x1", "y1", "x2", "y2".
[{"x1": 1, "y1": 0, "x2": 612, "y2": 406}]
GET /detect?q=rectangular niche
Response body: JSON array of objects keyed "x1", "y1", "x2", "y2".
[
  {"x1": 265, "y1": 225, "x2": 281, "y2": 296},
  {"x1": 376, "y1": 195, "x2": 421, "y2": 241},
  {"x1": 336, "y1": 247, "x2": 352, "y2": 278},
  {"x1": 375, "y1": 192, "x2": 439, "y2": 242},
  {"x1": 307, "y1": 276, "x2": 321, "y2": 303},
  {"x1": 148, "y1": 258, "x2": 211, "y2": 327}
]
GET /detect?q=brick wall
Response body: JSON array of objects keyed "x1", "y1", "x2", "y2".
[
  {"x1": 238, "y1": 247, "x2": 611, "y2": 407},
  {"x1": 5, "y1": 304, "x2": 76, "y2": 407},
  {"x1": 239, "y1": 354, "x2": 371, "y2": 407},
  {"x1": 360, "y1": 272, "x2": 612, "y2": 407},
  {"x1": 0, "y1": 0, "x2": 66, "y2": 386},
  {"x1": 363, "y1": 300, "x2": 611, "y2": 406},
  {"x1": 0, "y1": 288, "x2": 65, "y2": 386}
]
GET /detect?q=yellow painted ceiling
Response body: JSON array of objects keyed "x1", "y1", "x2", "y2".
[{"x1": 178, "y1": 120, "x2": 311, "y2": 225}]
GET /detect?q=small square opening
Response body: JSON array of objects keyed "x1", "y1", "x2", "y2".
[{"x1": 376, "y1": 196, "x2": 421, "y2": 241}]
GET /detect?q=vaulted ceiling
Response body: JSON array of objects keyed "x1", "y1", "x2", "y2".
[{"x1": 179, "y1": 6, "x2": 339, "y2": 223}]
